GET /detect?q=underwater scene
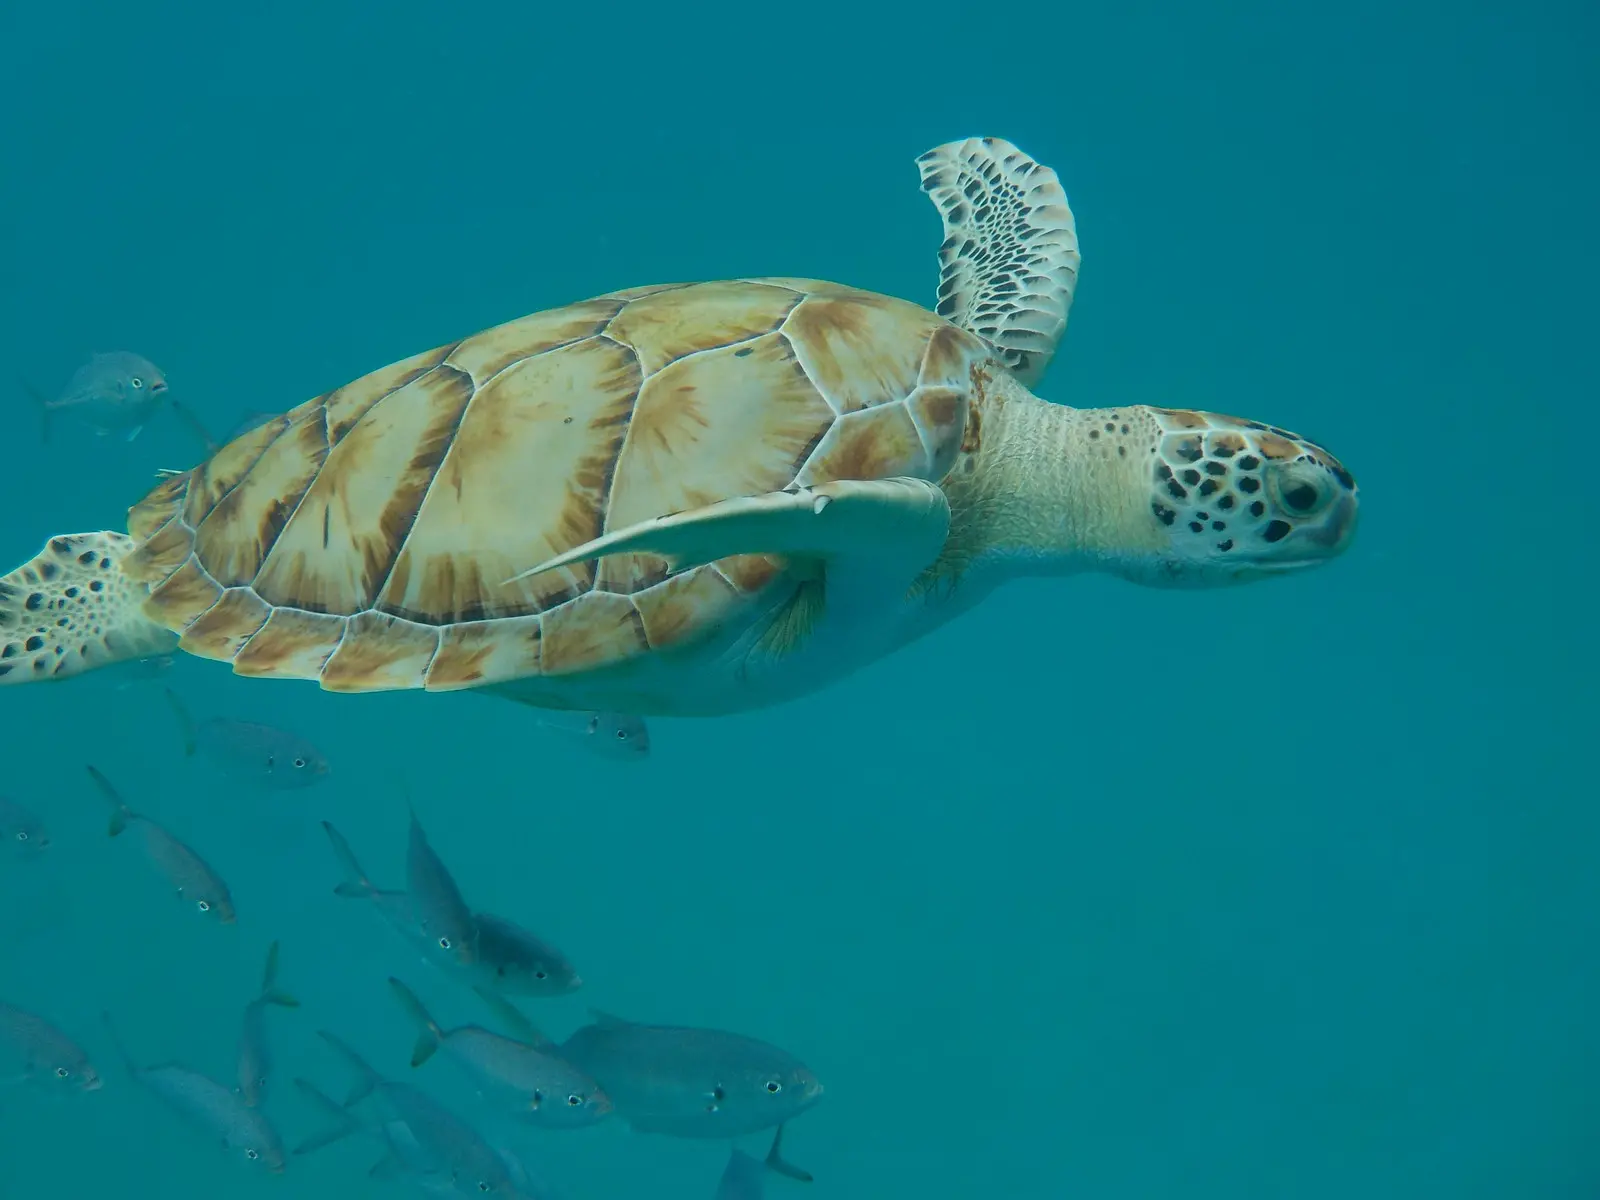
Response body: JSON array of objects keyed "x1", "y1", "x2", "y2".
[{"x1": 0, "y1": 1, "x2": 1594, "y2": 1197}]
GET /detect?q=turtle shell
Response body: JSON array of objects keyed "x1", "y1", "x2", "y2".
[{"x1": 119, "y1": 278, "x2": 990, "y2": 693}]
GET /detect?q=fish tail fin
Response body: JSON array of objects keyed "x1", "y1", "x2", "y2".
[
  {"x1": 470, "y1": 983, "x2": 550, "y2": 1047},
  {"x1": 162, "y1": 687, "x2": 199, "y2": 757},
  {"x1": 291, "y1": 1077, "x2": 362, "y2": 1155},
  {"x1": 765, "y1": 1122, "x2": 815, "y2": 1183},
  {"x1": 320, "y1": 820, "x2": 377, "y2": 899},
  {"x1": 315, "y1": 1029, "x2": 379, "y2": 1106},
  {"x1": 385, "y1": 977, "x2": 443, "y2": 1067},
  {"x1": 259, "y1": 939, "x2": 299, "y2": 1008},
  {"x1": 85, "y1": 765, "x2": 134, "y2": 837},
  {"x1": 169, "y1": 399, "x2": 220, "y2": 455}
]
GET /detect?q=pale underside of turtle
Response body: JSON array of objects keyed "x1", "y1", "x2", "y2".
[{"x1": 0, "y1": 138, "x2": 1360, "y2": 716}]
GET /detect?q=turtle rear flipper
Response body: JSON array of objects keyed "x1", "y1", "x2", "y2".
[
  {"x1": 917, "y1": 136, "x2": 1081, "y2": 388},
  {"x1": 0, "y1": 532, "x2": 177, "y2": 685}
]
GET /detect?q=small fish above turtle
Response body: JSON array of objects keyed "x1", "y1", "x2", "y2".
[
  {"x1": 23, "y1": 351, "x2": 215, "y2": 447},
  {"x1": 0, "y1": 137, "x2": 1359, "y2": 722}
]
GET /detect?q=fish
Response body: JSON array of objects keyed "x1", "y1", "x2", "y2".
[
  {"x1": 533, "y1": 710, "x2": 651, "y2": 761},
  {"x1": 0, "y1": 795, "x2": 50, "y2": 854},
  {"x1": 236, "y1": 940, "x2": 299, "y2": 1107},
  {"x1": 714, "y1": 1125, "x2": 814, "y2": 1199},
  {"x1": 102, "y1": 1011, "x2": 285, "y2": 1172},
  {"x1": 322, "y1": 820, "x2": 580, "y2": 998},
  {"x1": 387, "y1": 977, "x2": 610, "y2": 1129},
  {"x1": 87, "y1": 764, "x2": 236, "y2": 922},
  {"x1": 470, "y1": 912, "x2": 582, "y2": 997},
  {"x1": 165, "y1": 688, "x2": 331, "y2": 790},
  {"x1": 406, "y1": 806, "x2": 479, "y2": 967},
  {"x1": 296, "y1": 1030, "x2": 530, "y2": 1194},
  {"x1": 27, "y1": 351, "x2": 168, "y2": 442},
  {"x1": 107, "y1": 652, "x2": 177, "y2": 690},
  {"x1": 556, "y1": 1011, "x2": 823, "y2": 1140},
  {"x1": 0, "y1": 1001, "x2": 100, "y2": 1091}
]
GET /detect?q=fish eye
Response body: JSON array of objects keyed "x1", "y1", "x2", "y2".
[
  {"x1": 615, "y1": 729, "x2": 629, "y2": 740},
  {"x1": 292, "y1": 757, "x2": 307, "y2": 769},
  {"x1": 765, "y1": 1080, "x2": 782, "y2": 1094},
  {"x1": 534, "y1": 969, "x2": 548, "y2": 980},
  {"x1": 477, "y1": 1181, "x2": 491, "y2": 1193},
  {"x1": 566, "y1": 1093, "x2": 582, "y2": 1106},
  {"x1": 15, "y1": 831, "x2": 27, "y2": 841},
  {"x1": 131, "y1": 377, "x2": 144, "y2": 389},
  {"x1": 55, "y1": 1066, "x2": 69, "y2": 1078},
  {"x1": 198, "y1": 900, "x2": 211, "y2": 912},
  {"x1": 246, "y1": 1149, "x2": 259, "y2": 1161},
  {"x1": 530, "y1": 1089, "x2": 544, "y2": 1109},
  {"x1": 438, "y1": 937, "x2": 452, "y2": 950}
]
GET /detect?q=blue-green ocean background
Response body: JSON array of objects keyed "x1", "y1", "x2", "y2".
[{"x1": 0, "y1": 1, "x2": 1594, "y2": 1196}]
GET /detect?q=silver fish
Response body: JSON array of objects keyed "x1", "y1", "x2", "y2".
[
  {"x1": 237, "y1": 940, "x2": 299, "y2": 1107},
  {"x1": 388, "y1": 977, "x2": 610, "y2": 1129},
  {"x1": 297, "y1": 1030, "x2": 526, "y2": 1194},
  {"x1": 103, "y1": 1011, "x2": 285, "y2": 1172},
  {"x1": 406, "y1": 806, "x2": 478, "y2": 968},
  {"x1": 533, "y1": 710, "x2": 651, "y2": 761},
  {"x1": 323, "y1": 820, "x2": 466, "y2": 978},
  {"x1": 0, "y1": 795, "x2": 49, "y2": 854},
  {"x1": 165, "y1": 688, "x2": 331, "y2": 789},
  {"x1": 30, "y1": 351, "x2": 168, "y2": 441},
  {"x1": 714, "y1": 1126, "x2": 814, "y2": 1199},
  {"x1": 87, "y1": 764, "x2": 236, "y2": 923},
  {"x1": 0, "y1": 1001, "x2": 100, "y2": 1091},
  {"x1": 470, "y1": 912, "x2": 581, "y2": 997},
  {"x1": 557, "y1": 1012, "x2": 823, "y2": 1140},
  {"x1": 106, "y1": 652, "x2": 177, "y2": 690}
]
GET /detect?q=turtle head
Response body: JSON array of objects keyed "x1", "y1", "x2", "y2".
[{"x1": 1131, "y1": 408, "x2": 1359, "y2": 587}]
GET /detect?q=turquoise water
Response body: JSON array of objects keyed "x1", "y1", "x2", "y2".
[{"x1": 1, "y1": 1, "x2": 1594, "y2": 1197}]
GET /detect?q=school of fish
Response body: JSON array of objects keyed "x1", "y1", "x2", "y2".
[{"x1": 2, "y1": 371, "x2": 805, "y2": 1194}]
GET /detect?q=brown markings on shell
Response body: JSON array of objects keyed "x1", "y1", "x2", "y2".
[
  {"x1": 906, "y1": 385, "x2": 969, "y2": 479},
  {"x1": 252, "y1": 365, "x2": 475, "y2": 614},
  {"x1": 782, "y1": 288, "x2": 944, "y2": 415},
  {"x1": 598, "y1": 331, "x2": 832, "y2": 593},
  {"x1": 319, "y1": 611, "x2": 442, "y2": 692},
  {"x1": 177, "y1": 589, "x2": 272, "y2": 661},
  {"x1": 424, "y1": 616, "x2": 542, "y2": 691},
  {"x1": 629, "y1": 564, "x2": 743, "y2": 650},
  {"x1": 192, "y1": 403, "x2": 329, "y2": 587},
  {"x1": 183, "y1": 414, "x2": 295, "y2": 527},
  {"x1": 602, "y1": 281, "x2": 800, "y2": 377},
  {"x1": 143, "y1": 559, "x2": 223, "y2": 628},
  {"x1": 231, "y1": 608, "x2": 347, "y2": 679},
  {"x1": 1152, "y1": 407, "x2": 1209, "y2": 430},
  {"x1": 377, "y1": 338, "x2": 641, "y2": 623},
  {"x1": 918, "y1": 323, "x2": 984, "y2": 390},
  {"x1": 717, "y1": 554, "x2": 785, "y2": 593},
  {"x1": 540, "y1": 592, "x2": 649, "y2": 675},
  {"x1": 446, "y1": 298, "x2": 623, "y2": 385},
  {"x1": 1255, "y1": 433, "x2": 1302, "y2": 461},
  {"x1": 122, "y1": 520, "x2": 195, "y2": 586},
  {"x1": 128, "y1": 472, "x2": 191, "y2": 541},
  {"x1": 325, "y1": 342, "x2": 456, "y2": 445},
  {"x1": 795, "y1": 401, "x2": 927, "y2": 487}
]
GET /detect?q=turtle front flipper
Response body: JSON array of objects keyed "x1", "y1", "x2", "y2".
[
  {"x1": 0, "y1": 532, "x2": 179, "y2": 685},
  {"x1": 508, "y1": 477, "x2": 952, "y2": 637},
  {"x1": 917, "y1": 136, "x2": 1081, "y2": 388}
]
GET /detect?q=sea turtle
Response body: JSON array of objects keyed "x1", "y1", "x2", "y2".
[{"x1": 0, "y1": 137, "x2": 1358, "y2": 716}]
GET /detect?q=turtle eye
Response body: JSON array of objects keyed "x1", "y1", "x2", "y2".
[{"x1": 1281, "y1": 480, "x2": 1320, "y2": 513}]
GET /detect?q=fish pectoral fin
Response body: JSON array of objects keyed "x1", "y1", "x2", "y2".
[{"x1": 766, "y1": 1123, "x2": 815, "y2": 1183}]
